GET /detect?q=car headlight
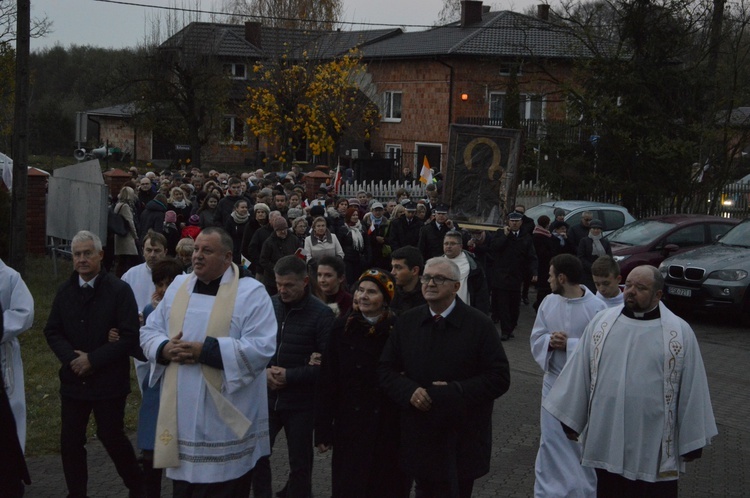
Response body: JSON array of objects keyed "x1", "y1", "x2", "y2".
[
  {"x1": 707, "y1": 269, "x2": 748, "y2": 281},
  {"x1": 658, "y1": 262, "x2": 668, "y2": 276},
  {"x1": 613, "y1": 255, "x2": 630, "y2": 262}
]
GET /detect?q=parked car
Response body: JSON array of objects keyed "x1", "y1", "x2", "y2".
[
  {"x1": 606, "y1": 215, "x2": 739, "y2": 278},
  {"x1": 524, "y1": 201, "x2": 636, "y2": 235},
  {"x1": 659, "y1": 219, "x2": 750, "y2": 316}
]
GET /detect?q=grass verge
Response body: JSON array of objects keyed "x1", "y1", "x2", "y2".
[{"x1": 19, "y1": 255, "x2": 141, "y2": 456}]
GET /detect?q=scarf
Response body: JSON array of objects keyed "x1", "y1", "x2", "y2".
[
  {"x1": 346, "y1": 222, "x2": 364, "y2": 251},
  {"x1": 312, "y1": 230, "x2": 333, "y2": 245},
  {"x1": 171, "y1": 199, "x2": 187, "y2": 209},
  {"x1": 589, "y1": 232, "x2": 606, "y2": 256},
  {"x1": 345, "y1": 310, "x2": 394, "y2": 337},
  {"x1": 533, "y1": 226, "x2": 551, "y2": 238},
  {"x1": 154, "y1": 264, "x2": 250, "y2": 468},
  {"x1": 231, "y1": 210, "x2": 249, "y2": 224}
]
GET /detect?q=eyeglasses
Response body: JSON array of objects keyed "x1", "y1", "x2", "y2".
[{"x1": 420, "y1": 274, "x2": 457, "y2": 285}]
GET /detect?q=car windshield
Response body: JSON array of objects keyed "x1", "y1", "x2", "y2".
[
  {"x1": 717, "y1": 221, "x2": 750, "y2": 248},
  {"x1": 606, "y1": 219, "x2": 674, "y2": 246}
]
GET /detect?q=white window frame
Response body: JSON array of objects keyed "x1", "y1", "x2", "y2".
[
  {"x1": 382, "y1": 91, "x2": 403, "y2": 122},
  {"x1": 385, "y1": 144, "x2": 402, "y2": 159},
  {"x1": 488, "y1": 92, "x2": 546, "y2": 120},
  {"x1": 223, "y1": 63, "x2": 247, "y2": 80},
  {"x1": 220, "y1": 116, "x2": 247, "y2": 144}
]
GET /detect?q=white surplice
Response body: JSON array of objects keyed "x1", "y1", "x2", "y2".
[
  {"x1": 0, "y1": 259, "x2": 35, "y2": 451},
  {"x1": 529, "y1": 286, "x2": 606, "y2": 498},
  {"x1": 543, "y1": 303, "x2": 718, "y2": 483},
  {"x1": 122, "y1": 262, "x2": 156, "y2": 389},
  {"x1": 595, "y1": 290, "x2": 624, "y2": 308},
  {"x1": 140, "y1": 268, "x2": 277, "y2": 483}
]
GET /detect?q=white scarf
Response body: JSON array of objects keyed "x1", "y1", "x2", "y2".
[
  {"x1": 589, "y1": 232, "x2": 606, "y2": 256},
  {"x1": 347, "y1": 222, "x2": 364, "y2": 251}
]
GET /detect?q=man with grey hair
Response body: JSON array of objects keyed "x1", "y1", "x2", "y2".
[
  {"x1": 544, "y1": 265, "x2": 717, "y2": 497},
  {"x1": 44, "y1": 230, "x2": 145, "y2": 497},
  {"x1": 568, "y1": 210, "x2": 593, "y2": 249},
  {"x1": 380, "y1": 257, "x2": 510, "y2": 498}
]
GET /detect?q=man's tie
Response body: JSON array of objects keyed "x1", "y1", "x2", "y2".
[{"x1": 433, "y1": 314, "x2": 443, "y2": 322}]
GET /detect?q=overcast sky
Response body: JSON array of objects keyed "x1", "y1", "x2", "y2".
[{"x1": 29, "y1": 0, "x2": 543, "y2": 51}]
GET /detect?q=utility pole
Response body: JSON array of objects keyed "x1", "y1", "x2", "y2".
[{"x1": 10, "y1": 0, "x2": 30, "y2": 275}]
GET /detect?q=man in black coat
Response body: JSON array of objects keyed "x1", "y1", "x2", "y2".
[
  {"x1": 379, "y1": 257, "x2": 510, "y2": 498},
  {"x1": 252, "y1": 255, "x2": 334, "y2": 498},
  {"x1": 388, "y1": 201, "x2": 423, "y2": 250},
  {"x1": 43, "y1": 230, "x2": 144, "y2": 498},
  {"x1": 490, "y1": 212, "x2": 538, "y2": 341},
  {"x1": 418, "y1": 203, "x2": 455, "y2": 260}
]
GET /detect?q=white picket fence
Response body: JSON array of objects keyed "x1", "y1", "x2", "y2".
[{"x1": 338, "y1": 181, "x2": 427, "y2": 200}]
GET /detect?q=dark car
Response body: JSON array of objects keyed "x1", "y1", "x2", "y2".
[
  {"x1": 606, "y1": 214, "x2": 739, "y2": 278},
  {"x1": 660, "y1": 219, "x2": 750, "y2": 316}
]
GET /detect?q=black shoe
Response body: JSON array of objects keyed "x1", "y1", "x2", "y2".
[{"x1": 501, "y1": 334, "x2": 510, "y2": 341}]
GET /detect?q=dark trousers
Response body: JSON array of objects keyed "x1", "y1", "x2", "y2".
[
  {"x1": 173, "y1": 467, "x2": 254, "y2": 497},
  {"x1": 60, "y1": 395, "x2": 144, "y2": 498},
  {"x1": 252, "y1": 408, "x2": 314, "y2": 498},
  {"x1": 417, "y1": 478, "x2": 474, "y2": 498},
  {"x1": 595, "y1": 469, "x2": 678, "y2": 498},
  {"x1": 492, "y1": 287, "x2": 521, "y2": 334}
]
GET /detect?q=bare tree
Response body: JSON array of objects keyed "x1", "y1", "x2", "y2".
[
  {"x1": 221, "y1": 0, "x2": 342, "y2": 30},
  {"x1": 0, "y1": 1, "x2": 51, "y2": 44}
]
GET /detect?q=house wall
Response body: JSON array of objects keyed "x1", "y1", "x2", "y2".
[
  {"x1": 366, "y1": 57, "x2": 574, "y2": 172},
  {"x1": 98, "y1": 118, "x2": 153, "y2": 162}
]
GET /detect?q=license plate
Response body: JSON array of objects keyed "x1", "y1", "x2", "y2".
[{"x1": 667, "y1": 286, "x2": 691, "y2": 297}]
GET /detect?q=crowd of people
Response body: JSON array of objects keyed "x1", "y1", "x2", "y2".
[{"x1": 0, "y1": 165, "x2": 718, "y2": 498}]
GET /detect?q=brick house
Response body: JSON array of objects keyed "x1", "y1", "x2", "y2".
[{"x1": 360, "y1": 1, "x2": 585, "y2": 174}]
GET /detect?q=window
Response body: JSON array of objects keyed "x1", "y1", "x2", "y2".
[
  {"x1": 489, "y1": 93, "x2": 545, "y2": 121},
  {"x1": 221, "y1": 116, "x2": 246, "y2": 143},
  {"x1": 599, "y1": 210, "x2": 626, "y2": 231},
  {"x1": 382, "y1": 91, "x2": 402, "y2": 122},
  {"x1": 664, "y1": 225, "x2": 706, "y2": 248},
  {"x1": 386, "y1": 144, "x2": 402, "y2": 167},
  {"x1": 223, "y1": 63, "x2": 247, "y2": 80},
  {"x1": 499, "y1": 63, "x2": 523, "y2": 76}
]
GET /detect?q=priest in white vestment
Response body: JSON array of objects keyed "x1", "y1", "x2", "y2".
[
  {"x1": 543, "y1": 266, "x2": 717, "y2": 497},
  {"x1": 0, "y1": 258, "x2": 35, "y2": 451},
  {"x1": 140, "y1": 228, "x2": 277, "y2": 495},
  {"x1": 530, "y1": 254, "x2": 605, "y2": 498}
]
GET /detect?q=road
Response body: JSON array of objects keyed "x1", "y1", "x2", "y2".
[{"x1": 25, "y1": 303, "x2": 749, "y2": 497}]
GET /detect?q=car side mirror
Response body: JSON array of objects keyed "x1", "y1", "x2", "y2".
[
  {"x1": 662, "y1": 243, "x2": 679, "y2": 255},
  {"x1": 715, "y1": 233, "x2": 724, "y2": 241}
]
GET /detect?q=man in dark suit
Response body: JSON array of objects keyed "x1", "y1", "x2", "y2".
[
  {"x1": 417, "y1": 203, "x2": 454, "y2": 260},
  {"x1": 388, "y1": 201, "x2": 423, "y2": 251},
  {"x1": 44, "y1": 230, "x2": 144, "y2": 498},
  {"x1": 379, "y1": 257, "x2": 510, "y2": 498},
  {"x1": 490, "y1": 212, "x2": 538, "y2": 340}
]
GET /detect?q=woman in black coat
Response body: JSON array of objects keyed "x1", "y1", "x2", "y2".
[
  {"x1": 337, "y1": 208, "x2": 371, "y2": 286},
  {"x1": 315, "y1": 269, "x2": 410, "y2": 498}
]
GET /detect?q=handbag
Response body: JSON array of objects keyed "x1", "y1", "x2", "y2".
[{"x1": 108, "y1": 204, "x2": 129, "y2": 237}]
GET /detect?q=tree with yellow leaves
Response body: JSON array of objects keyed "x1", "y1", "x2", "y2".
[{"x1": 244, "y1": 49, "x2": 379, "y2": 166}]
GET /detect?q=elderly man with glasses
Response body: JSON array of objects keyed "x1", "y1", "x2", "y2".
[
  {"x1": 568, "y1": 211, "x2": 594, "y2": 250},
  {"x1": 379, "y1": 257, "x2": 510, "y2": 498},
  {"x1": 441, "y1": 231, "x2": 489, "y2": 313}
]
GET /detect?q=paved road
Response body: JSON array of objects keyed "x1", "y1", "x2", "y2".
[{"x1": 25, "y1": 299, "x2": 749, "y2": 497}]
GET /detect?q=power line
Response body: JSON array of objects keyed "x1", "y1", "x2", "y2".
[{"x1": 92, "y1": 0, "x2": 436, "y2": 30}]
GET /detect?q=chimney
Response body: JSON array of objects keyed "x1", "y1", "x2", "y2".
[
  {"x1": 245, "y1": 21, "x2": 262, "y2": 48},
  {"x1": 537, "y1": 4, "x2": 550, "y2": 21},
  {"x1": 482, "y1": 5, "x2": 491, "y2": 13},
  {"x1": 461, "y1": 1, "x2": 484, "y2": 27}
]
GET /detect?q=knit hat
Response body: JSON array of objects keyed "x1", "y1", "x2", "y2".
[
  {"x1": 287, "y1": 207, "x2": 304, "y2": 220},
  {"x1": 589, "y1": 219, "x2": 604, "y2": 229},
  {"x1": 553, "y1": 208, "x2": 566, "y2": 217},
  {"x1": 549, "y1": 220, "x2": 569, "y2": 231},
  {"x1": 310, "y1": 205, "x2": 326, "y2": 217},
  {"x1": 188, "y1": 214, "x2": 200, "y2": 226},
  {"x1": 254, "y1": 202, "x2": 270, "y2": 214},
  {"x1": 165, "y1": 210, "x2": 177, "y2": 223},
  {"x1": 272, "y1": 217, "x2": 289, "y2": 231},
  {"x1": 357, "y1": 268, "x2": 396, "y2": 304}
]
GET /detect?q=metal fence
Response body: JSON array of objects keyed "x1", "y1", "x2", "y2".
[{"x1": 335, "y1": 179, "x2": 750, "y2": 219}]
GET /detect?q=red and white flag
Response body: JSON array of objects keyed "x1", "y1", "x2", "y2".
[{"x1": 333, "y1": 163, "x2": 342, "y2": 194}]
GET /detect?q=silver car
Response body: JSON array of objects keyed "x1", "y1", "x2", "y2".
[
  {"x1": 659, "y1": 219, "x2": 750, "y2": 315},
  {"x1": 524, "y1": 200, "x2": 636, "y2": 235}
]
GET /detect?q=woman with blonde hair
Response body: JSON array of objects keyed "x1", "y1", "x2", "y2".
[
  {"x1": 113, "y1": 186, "x2": 140, "y2": 277},
  {"x1": 167, "y1": 186, "x2": 192, "y2": 227},
  {"x1": 304, "y1": 216, "x2": 344, "y2": 262}
]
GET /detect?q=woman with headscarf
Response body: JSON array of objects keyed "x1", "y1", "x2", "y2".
[
  {"x1": 577, "y1": 218, "x2": 612, "y2": 292},
  {"x1": 314, "y1": 269, "x2": 410, "y2": 498},
  {"x1": 304, "y1": 216, "x2": 344, "y2": 263},
  {"x1": 337, "y1": 207, "x2": 371, "y2": 285},
  {"x1": 113, "y1": 186, "x2": 140, "y2": 277}
]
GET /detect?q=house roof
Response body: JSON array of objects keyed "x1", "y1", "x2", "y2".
[
  {"x1": 160, "y1": 22, "x2": 401, "y2": 60},
  {"x1": 85, "y1": 103, "x2": 135, "y2": 118},
  {"x1": 360, "y1": 10, "x2": 589, "y2": 60}
]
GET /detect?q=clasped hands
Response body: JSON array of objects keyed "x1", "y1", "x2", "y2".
[
  {"x1": 410, "y1": 382, "x2": 448, "y2": 412},
  {"x1": 161, "y1": 332, "x2": 203, "y2": 364},
  {"x1": 548, "y1": 331, "x2": 568, "y2": 351}
]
